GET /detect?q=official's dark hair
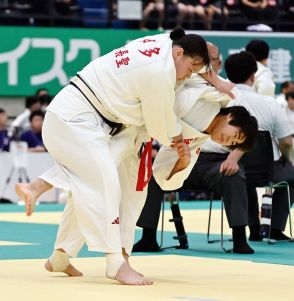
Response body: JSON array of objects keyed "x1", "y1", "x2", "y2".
[
  {"x1": 29, "y1": 109, "x2": 45, "y2": 122},
  {"x1": 170, "y1": 27, "x2": 210, "y2": 66},
  {"x1": 0, "y1": 108, "x2": 5, "y2": 114},
  {"x1": 218, "y1": 106, "x2": 258, "y2": 151},
  {"x1": 281, "y1": 81, "x2": 294, "y2": 92},
  {"x1": 286, "y1": 91, "x2": 294, "y2": 101},
  {"x1": 245, "y1": 39, "x2": 270, "y2": 61},
  {"x1": 25, "y1": 96, "x2": 41, "y2": 109},
  {"x1": 225, "y1": 51, "x2": 257, "y2": 84}
]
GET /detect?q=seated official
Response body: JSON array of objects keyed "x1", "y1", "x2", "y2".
[{"x1": 225, "y1": 52, "x2": 294, "y2": 242}]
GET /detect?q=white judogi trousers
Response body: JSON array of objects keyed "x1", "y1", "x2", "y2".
[{"x1": 42, "y1": 112, "x2": 147, "y2": 256}]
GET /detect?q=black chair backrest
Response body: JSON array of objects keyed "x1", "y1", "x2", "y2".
[{"x1": 240, "y1": 131, "x2": 274, "y2": 187}]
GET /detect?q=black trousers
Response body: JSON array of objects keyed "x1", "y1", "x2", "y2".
[{"x1": 137, "y1": 152, "x2": 249, "y2": 230}]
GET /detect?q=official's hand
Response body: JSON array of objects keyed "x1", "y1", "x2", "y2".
[{"x1": 220, "y1": 158, "x2": 239, "y2": 176}]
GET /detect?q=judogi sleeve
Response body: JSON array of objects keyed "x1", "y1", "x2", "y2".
[
  {"x1": 134, "y1": 65, "x2": 181, "y2": 146},
  {"x1": 152, "y1": 143, "x2": 200, "y2": 191}
]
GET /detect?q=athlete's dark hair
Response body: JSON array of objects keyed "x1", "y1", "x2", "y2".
[
  {"x1": 170, "y1": 27, "x2": 210, "y2": 66},
  {"x1": 217, "y1": 106, "x2": 258, "y2": 151}
]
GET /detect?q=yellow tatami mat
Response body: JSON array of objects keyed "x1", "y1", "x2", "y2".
[
  {"x1": 0, "y1": 255, "x2": 293, "y2": 301},
  {"x1": 1, "y1": 204, "x2": 294, "y2": 301}
]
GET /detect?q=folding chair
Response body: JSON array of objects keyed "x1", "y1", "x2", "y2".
[
  {"x1": 240, "y1": 131, "x2": 293, "y2": 243},
  {"x1": 207, "y1": 195, "x2": 233, "y2": 253},
  {"x1": 159, "y1": 190, "x2": 189, "y2": 250},
  {"x1": 160, "y1": 185, "x2": 233, "y2": 252}
]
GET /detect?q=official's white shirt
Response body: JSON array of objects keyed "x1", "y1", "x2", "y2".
[
  {"x1": 47, "y1": 33, "x2": 181, "y2": 146},
  {"x1": 276, "y1": 93, "x2": 288, "y2": 108},
  {"x1": 201, "y1": 84, "x2": 292, "y2": 161},
  {"x1": 285, "y1": 107, "x2": 294, "y2": 135},
  {"x1": 255, "y1": 61, "x2": 275, "y2": 97}
]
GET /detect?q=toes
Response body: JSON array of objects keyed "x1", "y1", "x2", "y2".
[
  {"x1": 25, "y1": 204, "x2": 32, "y2": 216},
  {"x1": 135, "y1": 279, "x2": 153, "y2": 285}
]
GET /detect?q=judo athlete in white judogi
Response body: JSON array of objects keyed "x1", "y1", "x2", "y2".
[
  {"x1": 15, "y1": 27, "x2": 219, "y2": 285},
  {"x1": 16, "y1": 71, "x2": 257, "y2": 284}
]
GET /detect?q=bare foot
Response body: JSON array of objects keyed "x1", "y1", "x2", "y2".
[
  {"x1": 122, "y1": 248, "x2": 144, "y2": 277},
  {"x1": 115, "y1": 262, "x2": 153, "y2": 285},
  {"x1": 15, "y1": 179, "x2": 52, "y2": 216},
  {"x1": 15, "y1": 183, "x2": 38, "y2": 216},
  {"x1": 44, "y1": 260, "x2": 83, "y2": 277}
]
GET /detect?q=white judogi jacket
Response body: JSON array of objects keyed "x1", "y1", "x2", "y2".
[
  {"x1": 49, "y1": 33, "x2": 181, "y2": 147},
  {"x1": 111, "y1": 73, "x2": 231, "y2": 191},
  {"x1": 153, "y1": 74, "x2": 231, "y2": 191}
]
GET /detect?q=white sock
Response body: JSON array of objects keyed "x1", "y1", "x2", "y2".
[
  {"x1": 49, "y1": 250, "x2": 69, "y2": 272},
  {"x1": 106, "y1": 253, "x2": 125, "y2": 279}
]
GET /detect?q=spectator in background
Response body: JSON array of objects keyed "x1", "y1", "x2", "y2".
[
  {"x1": 9, "y1": 95, "x2": 42, "y2": 138},
  {"x1": 140, "y1": 0, "x2": 165, "y2": 30},
  {"x1": 35, "y1": 88, "x2": 49, "y2": 97},
  {"x1": 285, "y1": 91, "x2": 294, "y2": 134},
  {"x1": 240, "y1": 0, "x2": 277, "y2": 23},
  {"x1": 275, "y1": 81, "x2": 294, "y2": 108},
  {"x1": 35, "y1": 88, "x2": 53, "y2": 110},
  {"x1": 39, "y1": 94, "x2": 53, "y2": 110},
  {"x1": 0, "y1": 108, "x2": 10, "y2": 151},
  {"x1": 206, "y1": 0, "x2": 229, "y2": 30},
  {"x1": 176, "y1": 0, "x2": 209, "y2": 29},
  {"x1": 20, "y1": 110, "x2": 46, "y2": 152},
  {"x1": 245, "y1": 39, "x2": 275, "y2": 97}
]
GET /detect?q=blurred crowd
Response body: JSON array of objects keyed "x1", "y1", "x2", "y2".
[
  {"x1": 0, "y1": 88, "x2": 52, "y2": 153},
  {"x1": 0, "y1": 0, "x2": 293, "y2": 31}
]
